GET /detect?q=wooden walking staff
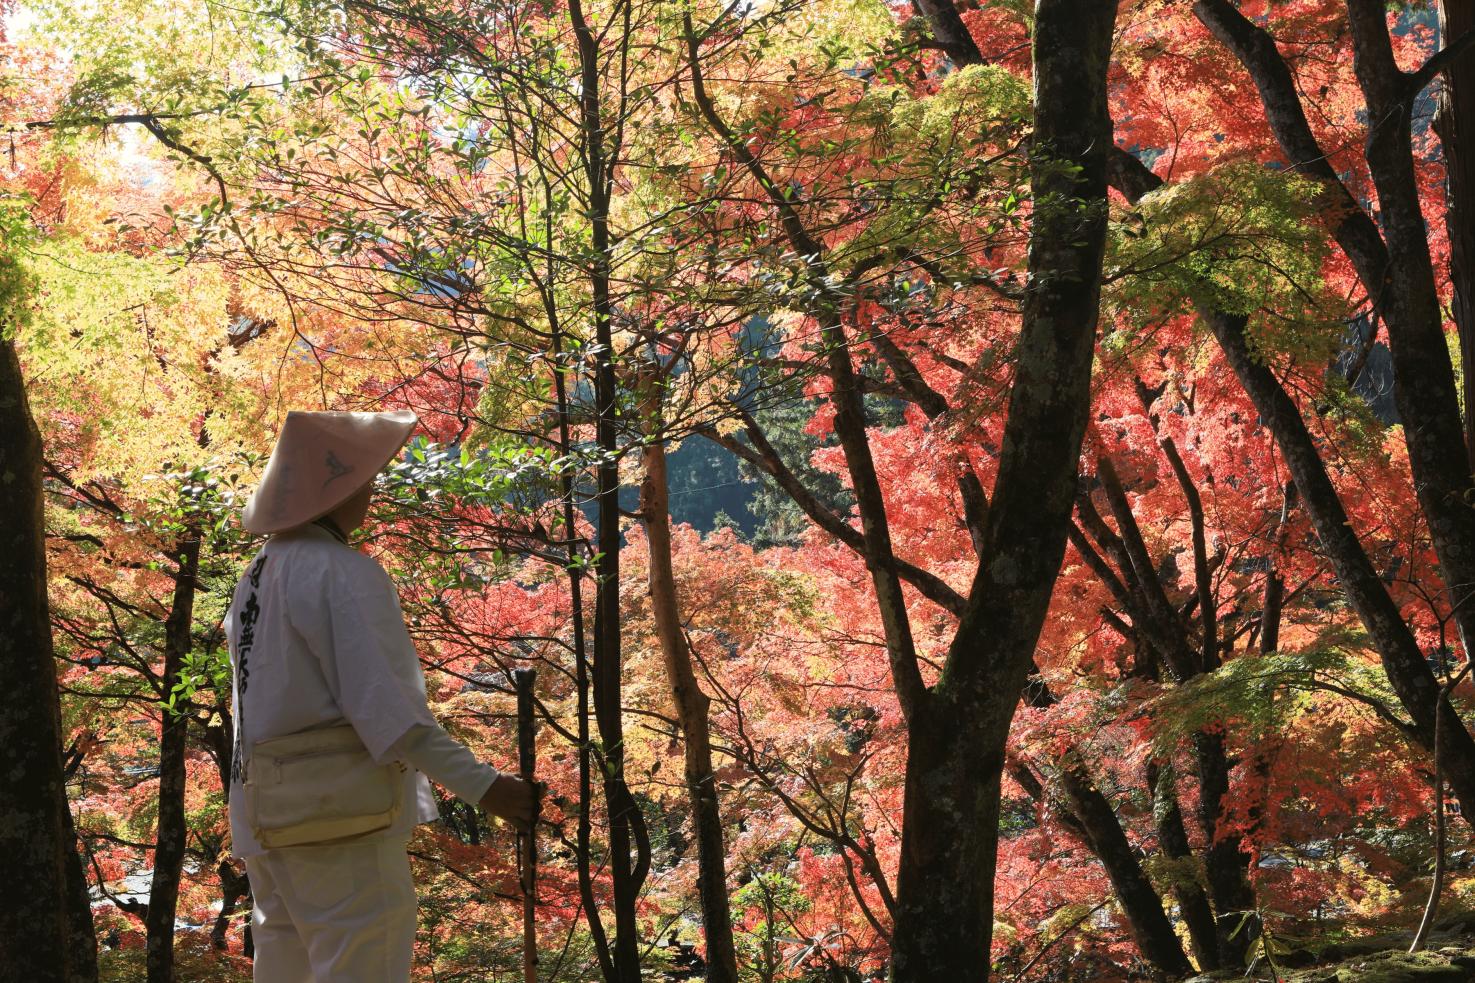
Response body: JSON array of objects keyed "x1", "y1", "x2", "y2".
[{"x1": 513, "y1": 668, "x2": 538, "y2": 983}]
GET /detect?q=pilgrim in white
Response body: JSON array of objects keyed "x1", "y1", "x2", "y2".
[{"x1": 225, "y1": 410, "x2": 536, "y2": 983}]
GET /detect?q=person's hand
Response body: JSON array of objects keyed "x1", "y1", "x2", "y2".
[{"x1": 479, "y1": 773, "x2": 538, "y2": 829}]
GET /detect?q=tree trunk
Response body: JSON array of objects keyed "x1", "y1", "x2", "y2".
[
  {"x1": 904, "y1": 1, "x2": 1262, "y2": 960},
  {"x1": 888, "y1": 2, "x2": 1118, "y2": 977},
  {"x1": 1192, "y1": 731, "x2": 1257, "y2": 966},
  {"x1": 144, "y1": 532, "x2": 203, "y2": 983},
  {"x1": 200, "y1": 694, "x2": 254, "y2": 953},
  {"x1": 1207, "y1": 305, "x2": 1475, "y2": 813},
  {"x1": 891, "y1": 702, "x2": 1008, "y2": 980},
  {"x1": 1018, "y1": 681, "x2": 1193, "y2": 977},
  {"x1": 639, "y1": 424, "x2": 740, "y2": 983},
  {"x1": 1341, "y1": 0, "x2": 1475, "y2": 654},
  {"x1": 0, "y1": 335, "x2": 98, "y2": 982},
  {"x1": 590, "y1": 243, "x2": 645, "y2": 983},
  {"x1": 1148, "y1": 762, "x2": 1221, "y2": 971},
  {"x1": 1191, "y1": 2, "x2": 1475, "y2": 795},
  {"x1": 1094, "y1": 455, "x2": 1258, "y2": 968},
  {"x1": 551, "y1": 331, "x2": 616, "y2": 981},
  {"x1": 210, "y1": 858, "x2": 250, "y2": 952},
  {"x1": 1434, "y1": 0, "x2": 1475, "y2": 458},
  {"x1": 684, "y1": 2, "x2": 1112, "y2": 976},
  {"x1": 911, "y1": 0, "x2": 984, "y2": 64},
  {"x1": 566, "y1": 1, "x2": 650, "y2": 976},
  {"x1": 1057, "y1": 761, "x2": 1193, "y2": 978}
]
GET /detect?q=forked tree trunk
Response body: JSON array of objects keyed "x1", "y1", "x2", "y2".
[
  {"x1": 0, "y1": 334, "x2": 98, "y2": 982},
  {"x1": 715, "y1": 416, "x2": 1195, "y2": 977},
  {"x1": 639, "y1": 419, "x2": 740, "y2": 983},
  {"x1": 683, "y1": 2, "x2": 1114, "y2": 976},
  {"x1": 887, "y1": 3, "x2": 1118, "y2": 977},
  {"x1": 1187, "y1": 2, "x2": 1475, "y2": 823},
  {"x1": 1104, "y1": 94, "x2": 1475, "y2": 829}
]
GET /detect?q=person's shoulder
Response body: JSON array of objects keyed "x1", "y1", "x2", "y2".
[
  {"x1": 266, "y1": 530, "x2": 372, "y2": 575},
  {"x1": 286, "y1": 533, "x2": 393, "y2": 589},
  {"x1": 265, "y1": 529, "x2": 335, "y2": 563}
]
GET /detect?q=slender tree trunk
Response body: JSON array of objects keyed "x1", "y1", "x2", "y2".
[
  {"x1": 587, "y1": 188, "x2": 646, "y2": 983},
  {"x1": 144, "y1": 533, "x2": 203, "y2": 983},
  {"x1": 551, "y1": 329, "x2": 616, "y2": 981},
  {"x1": 639, "y1": 423, "x2": 740, "y2": 983},
  {"x1": 1243, "y1": 484, "x2": 1294, "y2": 832},
  {"x1": 0, "y1": 335, "x2": 98, "y2": 982},
  {"x1": 1148, "y1": 762, "x2": 1221, "y2": 970},
  {"x1": 1434, "y1": 1, "x2": 1475, "y2": 458},
  {"x1": 1208, "y1": 305, "x2": 1475, "y2": 810},
  {"x1": 591, "y1": 298, "x2": 644, "y2": 982},
  {"x1": 1095, "y1": 455, "x2": 1257, "y2": 967},
  {"x1": 201, "y1": 694, "x2": 253, "y2": 953},
  {"x1": 210, "y1": 858, "x2": 250, "y2": 952},
  {"x1": 1192, "y1": 731, "x2": 1257, "y2": 966},
  {"x1": 1018, "y1": 682, "x2": 1193, "y2": 977},
  {"x1": 1411, "y1": 664, "x2": 1471, "y2": 954},
  {"x1": 567, "y1": 2, "x2": 650, "y2": 977},
  {"x1": 1057, "y1": 761, "x2": 1193, "y2": 978}
]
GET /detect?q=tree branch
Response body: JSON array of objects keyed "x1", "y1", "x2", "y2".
[{"x1": 1408, "y1": 25, "x2": 1475, "y2": 101}]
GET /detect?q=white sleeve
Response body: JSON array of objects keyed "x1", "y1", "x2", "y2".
[{"x1": 390, "y1": 723, "x2": 499, "y2": 805}]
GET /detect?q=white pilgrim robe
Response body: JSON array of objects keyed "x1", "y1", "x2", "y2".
[
  {"x1": 224, "y1": 523, "x2": 498, "y2": 981},
  {"x1": 224, "y1": 521, "x2": 497, "y2": 856}
]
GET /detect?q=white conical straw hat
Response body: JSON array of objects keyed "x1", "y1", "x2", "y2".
[{"x1": 241, "y1": 410, "x2": 418, "y2": 534}]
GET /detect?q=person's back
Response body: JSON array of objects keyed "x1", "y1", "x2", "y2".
[{"x1": 225, "y1": 523, "x2": 442, "y2": 860}]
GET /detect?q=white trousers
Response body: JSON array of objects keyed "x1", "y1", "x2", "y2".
[{"x1": 245, "y1": 833, "x2": 416, "y2": 983}]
